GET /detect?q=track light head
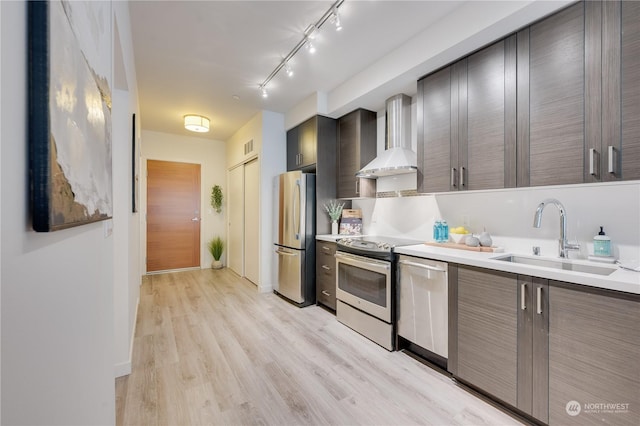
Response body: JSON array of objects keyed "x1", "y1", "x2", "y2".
[
  {"x1": 285, "y1": 62, "x2": 293, "y2": 77},
  {"x1": 260, "y1": 85, "x2": 268, "y2": 98}
]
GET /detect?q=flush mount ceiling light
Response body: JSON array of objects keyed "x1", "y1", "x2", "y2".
[
  {"x1": 184, "y1": 114, "x2": 210, "y2": 132},
  {"x1": 257, "y1": 0, "x2": 344, "y2": 98}
]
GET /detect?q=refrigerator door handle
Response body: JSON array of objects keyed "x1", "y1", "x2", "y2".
[
  {"x1": 294, "y1": 179, "x2": 301, "y2": 240},
  {"x1": 275, "y1": 248, "x2": 299, "y2": 257}
]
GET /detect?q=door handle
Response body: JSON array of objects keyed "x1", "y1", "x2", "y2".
[
  {"x1": 608, "y1": 146, "x2": 616, "y2": 174},
  {"x1": 536, "y1": 286, "x2": 543, "y2": 315},
  {"x1": 521, "y1": 283, "x2": 527, "y2": 311},
  {"x1": 191, "y1": 217, "x2": 200, "y2": 222},
  {"x1": 451, "y1": 167, "x2": 457, "y2": 188},
  {"x1": 398, "y1": 260, "x2": 446, "y2": 272},
  {"x1": 294, "y1": 179, "x2": 301, "y2": 239},
  {"x1": 275, "y1": 249, "x2": 298, "y2": 257},
  {"x1": 459, "y1": 166, "x2": 465, "y2": 187},
  {"x1": 589, "y1": 148, "x2": 598, "y2": 176}
]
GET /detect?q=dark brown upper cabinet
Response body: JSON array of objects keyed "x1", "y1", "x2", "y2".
[
  {"x1": 419, "y1": 0, "x2": 638, "y2": 192},
  {"x1": 418, "y1": 37, "x2": 517, "y2": 193},
  {"x1": 337, "y1": 109, "x2": 377, "y2": 198},
  {"x1": 518, "y1": 2, "x2": 586, "y2": 187},
  {"x1": 287, "y1": 116, "x2": 318, "y2": 171},
  {"x1": 620, "y1": 0, "x2": 640, "y2": 181}
]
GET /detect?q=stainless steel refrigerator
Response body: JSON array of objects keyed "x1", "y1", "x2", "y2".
[{"x1": 274, "y1": 171, "x2": 316, "y2": 307}]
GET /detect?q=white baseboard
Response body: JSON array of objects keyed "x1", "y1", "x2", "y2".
[
  {"x1": 114, "y1": 296, "x2": 140, "y2": 378},
  {"x1": 258, "y1": 284, "x2": 273, "y2": 294},
  {"x1": 114, "y1": 361, "x2": 131, "y2": 378}
]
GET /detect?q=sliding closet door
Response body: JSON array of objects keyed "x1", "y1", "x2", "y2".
[
  {"x1": 227, "y1": 165, "x2": 244, "y2": 276},
  {"x1": 243, "y1": 159, "x2": 260, "y2": 284}
]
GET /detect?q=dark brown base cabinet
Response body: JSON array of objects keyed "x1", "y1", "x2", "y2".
[
  {"x1": 449, "y1": 265, "x2": 640, "y2": 425},
  {"x1": 548, "y1": 283, "x2": 640, "y2": 426},
  {"x1": 315, "y1": 241, "x2": 336, "y2": 311}
]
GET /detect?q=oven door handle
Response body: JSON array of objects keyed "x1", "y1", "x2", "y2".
[
  {"x1": 399, "y1": 260, "x2": 446, "y2": 273},
  {"x1": 334, "y1": 252, "x2": 390, "y2": 270}
]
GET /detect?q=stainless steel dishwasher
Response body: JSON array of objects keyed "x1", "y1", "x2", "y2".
[{"x1": 397, "y1": 255, "x2": 448, "y2": 367}]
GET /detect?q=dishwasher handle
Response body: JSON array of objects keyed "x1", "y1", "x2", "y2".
[{"x1": 399, "y1": 259, "x2": 446, "y2": 273}]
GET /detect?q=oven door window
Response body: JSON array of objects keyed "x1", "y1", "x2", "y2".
[{"x1": 338, "y1": 263, "x2": 387, "y2": 307}]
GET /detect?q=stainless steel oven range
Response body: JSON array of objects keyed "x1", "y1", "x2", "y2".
[{"x1": 335, "y1": 236, "x2": 422, "y2": 351}]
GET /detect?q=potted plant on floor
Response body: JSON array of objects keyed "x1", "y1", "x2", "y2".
[{"x1": 208, "y1": 236, "x2": 225, "y2": 269}]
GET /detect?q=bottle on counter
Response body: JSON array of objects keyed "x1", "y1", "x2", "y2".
[
  {"x1": 593, "y1": 226, "x2": 611, "y2": 257},
  {"x1": 433, "y1": 220, "x2": 442, "y2": 243},
  {"x1": 441, "y1": 220, "x2": 449, "y2": 243}
]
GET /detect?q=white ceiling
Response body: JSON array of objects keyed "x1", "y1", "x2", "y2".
[
  {"x1": 128, "y1": 1, "x2": 574, "y2": 142},
  {"x1": 128, "y1": 1, "x2": 465, "y2": 141}
]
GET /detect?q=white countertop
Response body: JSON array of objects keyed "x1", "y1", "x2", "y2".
[{"x1": 395, "y1": 244, "x2": 640, "y2": 295}]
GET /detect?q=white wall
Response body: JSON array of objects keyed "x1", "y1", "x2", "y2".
[
  {"x1": 354, "y1": 181, "x2": 640, "y2": 263},
  {"x1": 0, "y1": 1, "x2": 128, "y2": 423},
  {"x1": 226, "y1": 110, "x2": 286, "y2": 292},
  {"x1": 141, "y1": 130, "x2": 227, "y2": 271}
]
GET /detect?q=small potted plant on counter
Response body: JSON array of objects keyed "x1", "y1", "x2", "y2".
[
  {"x1": 323, "y1": 200, "x2": 345, "y2": 235},
  {"x1": 208, "y1": 236, "x2": 225, "y2": 269}
]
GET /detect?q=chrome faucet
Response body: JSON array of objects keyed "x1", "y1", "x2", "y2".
[{"x1": 533, "y1": 198, "x2": 580, "y2": 258}]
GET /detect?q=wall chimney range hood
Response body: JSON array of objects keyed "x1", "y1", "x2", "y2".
[{"x1": 356, "y1": 94, "x2": 417, "y2": 178}]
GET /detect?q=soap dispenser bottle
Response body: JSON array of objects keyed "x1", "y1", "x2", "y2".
[{"x1": 593, "y1": 226, "x2": 611, "y2": 257}]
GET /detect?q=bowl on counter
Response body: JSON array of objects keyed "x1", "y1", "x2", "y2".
[{"x1": 450, "y1": 233, "x2": 469, "y2": 244}]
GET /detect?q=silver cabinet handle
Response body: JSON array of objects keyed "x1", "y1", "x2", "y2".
[
  {"x1": 398, "y1": 259, "x2": 446, "y2": 273},
  {"x1": 355, "y1": 179, "x2": 360, "y2": 195},
  {"x1": 322, "y1": 246, "x2": 331, "y2": 253},
  {"x1": 521, "y1": 283, "x2": 527, "y2": 311},
  {"x1": 451, "y1": 167, "x2": 457, "y2": 188},
  {"x1": 536, "y1": 286, "x2": 543, "y2": 315},
  {"x1": 321, "y1": 265, "x2": 331, "y2": 270},
  {"x1": 608, "y1": 146, "x2": 616, "y2": 174},
  {"x1": 459, "y1": 166, "x2": 465, "y2": 187},
  {"x1": 321, "y1": 290, "x2": 331, "y2": 297},
  {"x1": 589, "y1": 148, "x2": 598, "y2": 176}
]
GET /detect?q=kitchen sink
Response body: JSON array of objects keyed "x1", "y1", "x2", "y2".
[{"x1": 492, "y1": 255, "x2": 617, "y2": 276}]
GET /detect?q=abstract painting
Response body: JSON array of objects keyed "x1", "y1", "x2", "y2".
[{"x1": 29, "y1": 0, "x2": 112, "y2": 231}]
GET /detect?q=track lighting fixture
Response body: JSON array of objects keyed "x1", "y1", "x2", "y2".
[
  {"x1": 257, "y1": 0, "x2": 345, "y2": 98},
  {"x1": 305, "y1": 41, "x2": 316, "y2": 54},
  {"x1": 330, "y1": 7, "x2": 342, "y2": 31}
]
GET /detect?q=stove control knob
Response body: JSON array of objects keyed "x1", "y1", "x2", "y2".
[{"x1": 378, "y1": 242, "x2": 390, "y2": 250}]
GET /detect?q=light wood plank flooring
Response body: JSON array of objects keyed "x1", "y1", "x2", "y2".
[{"x1": 116, "y1": 268, "x2": 522, "y2": 425}]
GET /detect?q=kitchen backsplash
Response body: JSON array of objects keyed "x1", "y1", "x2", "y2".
[{"x1": 353, "y1": 181, "x2": 640, "y2": 263}]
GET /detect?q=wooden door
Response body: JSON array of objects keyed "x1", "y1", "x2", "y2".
[
  {"x1": 337, "y1": 109, "x2": 377, "y2": 198},
  {"x1": 243, "y1": 159, "x2": 260, "y2": 285},
  {"x1": 548, "y1": 283, "x2": 640, "y2": 425},
  {"x1": 298, "y1": 117, "x2": 317, "y2": 169},
  {"x1": 465, "y1": 37, "x2": 517, "y2": 190},
  {"x1": 418, "y1": 66, "x2": 453, "y2": 193},
  {"x1": 286, "y1": 126, "x2": 299, "y2": 171},
  {"x1": 526, "y1": 2, "x2": 585, "y2": 186},
  {"x1": 456, "y1": 266, "x2": 518, "y2": 407},
  {"x1": 146, "y1": 160, "x2": 201, "y2": 272},
  {"x1": 621, "y1": 0, "x2": 640, "y2": 180},
  {"x1": 227, "y1": 165, "x2": 244, "y2": 276}
]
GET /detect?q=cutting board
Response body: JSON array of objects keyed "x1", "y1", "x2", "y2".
[{"x1": 424, "y1": 242, "x2": 503, "y2": 253}]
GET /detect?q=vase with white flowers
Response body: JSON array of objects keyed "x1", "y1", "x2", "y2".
[{"x1": 323, "y1": 200, "x2": 345, "y2": 235}]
